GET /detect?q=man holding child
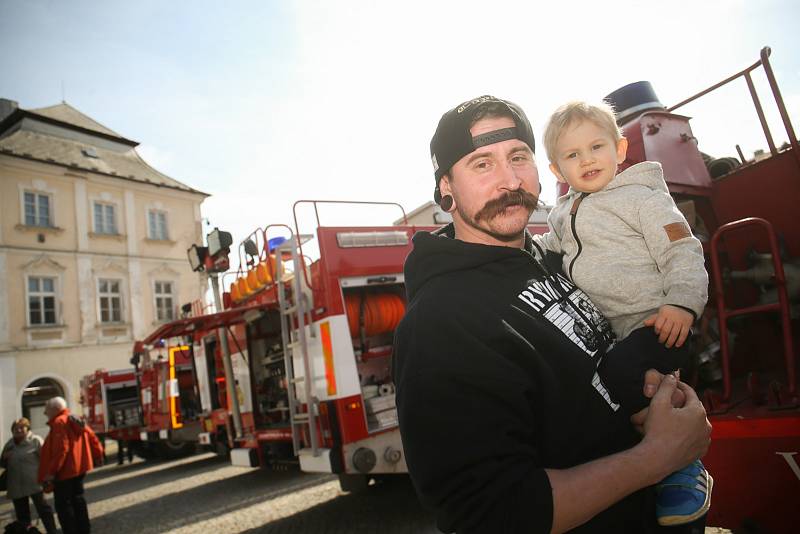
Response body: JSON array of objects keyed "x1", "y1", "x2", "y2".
[{"x1": 393, "y1": 95, "x2": 711, "y2": 533}]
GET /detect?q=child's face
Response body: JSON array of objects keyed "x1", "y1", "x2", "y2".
[{"x1": 549, "y1": 119, "x2": 627, "y2": 193}]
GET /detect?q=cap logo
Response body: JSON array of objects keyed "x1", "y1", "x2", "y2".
[
  {"x1": 457, "y1": 95, "x2": 495, "y2": 114},
  {"x1": 431, "y1": 153, "x2": 439, "y2": 172}
]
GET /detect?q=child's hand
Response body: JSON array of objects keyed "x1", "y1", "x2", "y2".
[{"x1": 643, "y1": 305, "x2": 693, "y2": 348}]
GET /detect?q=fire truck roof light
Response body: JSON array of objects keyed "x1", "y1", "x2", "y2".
[{"x1": 336, "y1": 231, "x2": 408, "y2": 248}]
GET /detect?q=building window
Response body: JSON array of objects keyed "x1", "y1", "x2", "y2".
[
  {"x1": 28, "y1": 276, "x2": 57, "y2": 326},
  {"x1": 93, "y1": 202, "x2": 118, "y2": 234},
  {"x1": 154, "y1": 281, "x2": 175, "y2": 322},
  {"x1": 24, "y1": 191, "x2": 52, "y2": 227},
  {"x1": 148, "y1": 210, "x2": 168, "y2": 240},
  {"x1": 98, "y1": 279, "x2": 123, "y2": 323}
]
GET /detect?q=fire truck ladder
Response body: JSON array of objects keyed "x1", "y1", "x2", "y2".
[{"x1": 275, "y1": 235, "x2": 320, "y2": 457}]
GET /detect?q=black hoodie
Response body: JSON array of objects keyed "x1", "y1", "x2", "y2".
[{"x1": 393, "y1": 225, "x2": 657, "y2": 533}]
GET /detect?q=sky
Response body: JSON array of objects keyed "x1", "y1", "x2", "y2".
[{"x1": 1, "y1": 0, "x2": 798, "y2": 259}]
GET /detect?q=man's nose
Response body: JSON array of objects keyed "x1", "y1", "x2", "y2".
[
  {"x1": 497, "y1": 160, "x2": 523, "y2": 189},
  {"x1": 579, "y1": 151, "x2": 595, "y2": 166}
]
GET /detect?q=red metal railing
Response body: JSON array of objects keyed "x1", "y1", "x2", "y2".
[
  {"x1": 291, "y1": 199, "x2": 408, "y2": 291},
  {"x1": 709, "y1": 217, "x2": 796, "y2": 403},
  {"x1": 668, "y1": 46, "x2": 800, "y2": 169}
]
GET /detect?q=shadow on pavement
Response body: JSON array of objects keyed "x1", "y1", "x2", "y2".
[
  {"x1": 90, "y1": 469, "x2": 333, "y2": 533},
  {"x1": 85, "y1": 457, "x2": 164, "y2": 483},
  {"x1": 243, "y1": 476, "x2": 439, "y2": 534},
  {"x1": 86, "y1": 454, "x2": 228, "y2": 504}
]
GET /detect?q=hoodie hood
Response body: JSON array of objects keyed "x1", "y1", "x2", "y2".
[
  {"x1": 404, "y1": 224, "x2": 539, "y2": 301},
  {"x1": 606, "y1": 161, "x2": 668, "y2": 193}
]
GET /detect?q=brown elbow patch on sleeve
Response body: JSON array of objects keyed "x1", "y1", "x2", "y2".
[{"x1": 664, "y1": 222, "x2": 692, "y2": 242}]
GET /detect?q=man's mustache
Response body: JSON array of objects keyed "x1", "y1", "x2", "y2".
[{"x1": 474, "y1": 189, "x2": 539, "y2": 222}]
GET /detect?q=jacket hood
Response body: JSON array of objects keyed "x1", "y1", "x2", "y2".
[
  {"x1": 404, "y1": 224, "x2": 535, "y2": 300},
  {"x1": 47, "y1": 408, "x2": 69, "y2": 425},
  {"x1": 558, "y1": 161, "x2": 668, "y2": 205}
]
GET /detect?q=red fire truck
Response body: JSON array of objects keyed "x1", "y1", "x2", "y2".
[
  {"x1": 130, "y1": 303, "x2": 266, "y2": 458},
  {"x1": 80, "y1": 368, "x2": 143, "y2": 453},
  {"x1": 81, "y1": 340, "x2": 208, "y2": 460},
  {"x1": 219, "y1": 211, "x2": 419, "y2": 489},
  {"x1": 131, "y1": 339, "x2": 202, "y2": 458},
  {"x1": 598, "y1": 47, "x2": 798, "y2": 533}
]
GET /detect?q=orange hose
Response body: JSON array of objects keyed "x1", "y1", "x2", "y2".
[{"x1": 344, "y1": 293, "x2": 406, "y2": 337}]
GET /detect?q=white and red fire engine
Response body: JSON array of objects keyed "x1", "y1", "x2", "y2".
[
  {"x1": 216, "y1": 208, "x2": 425, "y2": 490},
  {"x1": 131, "y1": 302, "x2": 266, "y2": 457},
  {"x1": 80, "y1": 368, "x2": 142, "y2": 451}
]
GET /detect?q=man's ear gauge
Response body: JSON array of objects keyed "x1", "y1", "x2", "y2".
[{"x1": 440, "y1": 195, "x2": 455, "y2": 212}]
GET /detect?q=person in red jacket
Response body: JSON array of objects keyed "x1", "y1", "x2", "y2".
[{"x1": 38, "y1": 396, "x2": 103, "y2": 534}]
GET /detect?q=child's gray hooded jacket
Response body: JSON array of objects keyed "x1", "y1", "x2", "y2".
[{"x1": 535, "y1": 161, "x2": 708, "y2": 340}]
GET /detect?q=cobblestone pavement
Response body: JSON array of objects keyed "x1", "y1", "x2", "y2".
[
  {"x1": 1, "y1": 452, "x2": 732, "y2": 533},
  {"x1": 0, "y1": 452, "x2": 438, "y2": 533}
]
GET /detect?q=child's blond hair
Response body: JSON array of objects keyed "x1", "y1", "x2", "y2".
[{"x1": 543, "y1": 101, "x2": 622, "y2": 164}]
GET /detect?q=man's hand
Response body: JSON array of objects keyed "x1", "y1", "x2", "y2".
[
  {"x1": 643, "y1": 305, "x2": 693, "y2": 348},
  {"x1": 638, "y1": 374, "x2": 711, "y2": 481},
  {"x1": 631, "y1": 369, "x2": 687, "y2": 433}
]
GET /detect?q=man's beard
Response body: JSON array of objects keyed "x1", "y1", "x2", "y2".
[{"x1": 458, "y1": 189, "x2": 539, "y2": 242}]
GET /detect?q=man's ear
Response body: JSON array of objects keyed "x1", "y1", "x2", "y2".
[
  {"x1": 616, "y1": 137, "x2": 628, "y2": 164},
  {"x1": 549, "y1": 163, "x2": 567, "y2": 184},
  {"x1": 439, "y1": 175, "x2": 453, "y2": 196}
]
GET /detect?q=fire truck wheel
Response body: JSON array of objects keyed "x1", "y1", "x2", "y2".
[{"x1": 338, "y1": 473, "x2": 370, "y2": 493}]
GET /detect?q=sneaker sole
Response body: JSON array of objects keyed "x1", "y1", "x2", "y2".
[{"x1": 657, "y1": 472, "x2": 713, "y2": 526}]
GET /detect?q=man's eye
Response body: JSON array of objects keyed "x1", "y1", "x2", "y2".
[
  {"x1": 474, "y1": 160, "x2": 490, "y2": 170},
  {"x1": 566, "y1": 152, "x2": 577, "y2": 159},
  {"x1": 592, "y1": 144, "x2": 604, "y2": 150}
]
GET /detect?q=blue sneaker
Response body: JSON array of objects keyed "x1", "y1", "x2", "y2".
[{"x1": 656, "y1": 459, "x2": 713, "y2": 526}]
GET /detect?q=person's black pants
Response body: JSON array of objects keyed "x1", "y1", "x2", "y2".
[
  {"x1": 117, "y1": 439, "x2": 134, "y2": 465},
  {"x1": 12, "y1": 491, "x2": 57, "y2": 533},
  {"x1": 54, "y1": 474, "x2": 91, "y2": 534},
  {"x1": 600, "y1": 326, "x2": 691, "y2": 418}
]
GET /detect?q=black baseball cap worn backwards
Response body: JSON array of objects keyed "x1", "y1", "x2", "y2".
[{"x1": 430, "y1": 95, "x2": 536, "y2": 203}]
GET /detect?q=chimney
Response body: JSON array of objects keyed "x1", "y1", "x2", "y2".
[{"x1": 0, "y1": 98, "x2": 20, "y2": 124}]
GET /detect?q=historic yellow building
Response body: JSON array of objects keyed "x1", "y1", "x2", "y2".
[{"x1": 0, "y1": 98, "x2": 208, "y2": 441}]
